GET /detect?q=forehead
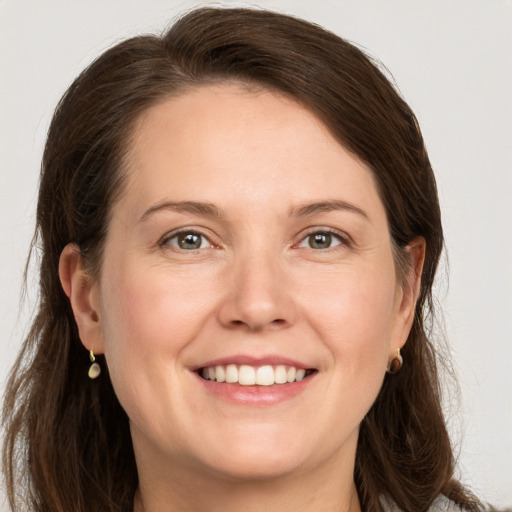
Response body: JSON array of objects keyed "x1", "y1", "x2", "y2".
[{"x1": 119, "y1": 83, "x2": 384, "y2": 223}]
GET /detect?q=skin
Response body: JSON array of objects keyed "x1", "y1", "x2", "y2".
[{"x1": 60, "y1": 84, "x2": 425, "y2": 512}]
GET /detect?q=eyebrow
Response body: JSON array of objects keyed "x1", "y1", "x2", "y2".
[
  {"x1": 139, "y1": 201, "x2": 223, "y2": 222},
  {"x1": 288, "y1": 200, "x2": 369, "y2": 219},
  {"x1": 139, "y1": 199, "x2": 368, "y2": 223}
]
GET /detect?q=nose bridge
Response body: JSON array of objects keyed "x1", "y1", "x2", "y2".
[{"x1": 218, "y1": 239, "x2": 295, "y2": 331}]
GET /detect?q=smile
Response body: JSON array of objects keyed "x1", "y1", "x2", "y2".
[{"x1": 199, "y1": 364, "x2": 316, "y2": 386}]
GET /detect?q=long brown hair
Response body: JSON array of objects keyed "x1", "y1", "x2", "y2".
[{"x1": 2, "y1": 7, "x2": 482, "y2": 512}]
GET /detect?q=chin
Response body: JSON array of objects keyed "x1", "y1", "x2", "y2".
[
  {"x1": 187, "y1": 425, "x2": 330, "y2": 482},
  {"x1": 203, "y1": 451, "x2": 306, "y2": 482}
]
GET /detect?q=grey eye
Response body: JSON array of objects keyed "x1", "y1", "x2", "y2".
[
  {"x1": 309, "y1": 233, "x2": 332, "y2": 249},
  {"x1": 298, "y1": 232, "x2": 342, "y2": 250},
  {"x1": 167, "y1": 232, "x2": 210, "y2": 250}
]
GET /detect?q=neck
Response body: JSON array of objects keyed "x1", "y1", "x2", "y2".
[
  {"x1": 134, "y1": 480, "x2": 361, "y2": 512},
  {"x1": 132, "y1": 447, "x2": 362, "y2": 512}
]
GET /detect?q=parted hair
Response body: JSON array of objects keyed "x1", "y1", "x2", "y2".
[{"x1": 2, "y1": 7, "x2": 482, "y2": 512}]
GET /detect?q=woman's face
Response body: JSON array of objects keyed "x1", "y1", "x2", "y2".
[{"x1": 81, "y1": 84, "x2": 417, "y2": 481}]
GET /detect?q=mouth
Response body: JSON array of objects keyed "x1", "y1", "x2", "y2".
[{"x1": 197, "y1": 364, "x2": 317, "y2": 386}]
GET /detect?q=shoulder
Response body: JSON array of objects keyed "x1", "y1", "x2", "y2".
[
  {"x1": 427, "y1": 495, "x2": 466, "y2": 511},
  {"x1": 381, "y1": 495, "x2": 467, "y2": 511}
]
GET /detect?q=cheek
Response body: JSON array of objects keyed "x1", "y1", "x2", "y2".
[
  {"x1": 97, "y1": 263, "x2": 194, "y2": 377},
  {"x1": 307, "y1": 260, "x2": 397, "y2": 322},
  {"x1": 100, "y1": 260, "x2": 211, "y2": 348},
  {"x1": 301, "y1": 264, "x2": 398, "y2": 374},
  {"x1": 96, "y1": 262, "x2": 215, "y2": 435},
  {"x1": 287, "y1": 264, "x2": 399, "y2": 457}
]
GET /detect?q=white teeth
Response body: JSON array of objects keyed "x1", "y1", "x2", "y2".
[
  {"x1": 255, "y1": 365, "x2": 274, "y2": 386},
  {"x1": 200, "y1": 364, "x2": 311, "y2": 385},
  {"x1": 274, "y1": 365, "x2": 287, "y2": 384},
  {"x1": 239, "y1": 365, "x2": 256, "y2": 385},
  {"x1": 225, "y1": 364, "x2": 238, "y2": 383},
  {"x1": 215, "y1": 365, "x2": 226, "y2": 383}
]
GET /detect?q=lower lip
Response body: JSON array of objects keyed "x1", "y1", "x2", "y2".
[{"x1": 194, "y1": 373, "x2": 315, "y2": 406}]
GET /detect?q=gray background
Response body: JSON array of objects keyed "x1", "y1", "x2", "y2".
[{"x1": 1, "y1": 0, "x2": 511, "y2": 509}]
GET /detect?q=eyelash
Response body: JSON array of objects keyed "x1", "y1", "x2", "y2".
[
  {"x1": 160, "y1": 229, "x2": 214, "y2": 251},
  {"x1": 159, "y1": 227, "x2": 351, "y2": 252},
  {"x1": 295, "y1": 228, "x2": 351, "y2": 251}
]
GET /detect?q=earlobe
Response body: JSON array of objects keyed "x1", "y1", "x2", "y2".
[{"x1": 59, "y1": 243, "x2": 104, "y2": 354}]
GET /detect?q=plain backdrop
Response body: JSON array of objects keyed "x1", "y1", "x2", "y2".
[{"x1": 1, "y1": 0, "x2": 511, "y2": 509}]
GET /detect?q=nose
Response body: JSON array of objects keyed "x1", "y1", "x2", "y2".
[{"x1": 216, "y1": 250, "x2": 296, "y2": 332}]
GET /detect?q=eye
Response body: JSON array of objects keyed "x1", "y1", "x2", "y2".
[
  {"x1": 298, "y1": 230, "x2": 344, "y2": 250},
  {"x1": 164, "y1": 231, "x2": 212, "y2": 250}
]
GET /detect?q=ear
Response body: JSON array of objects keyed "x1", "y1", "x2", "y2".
[
  {"x1": 59, "y1": 243, "x2": 104, "y2": 354},
  {"x1": 392, "y1": 236, "x2": 426, "y2": 350}
]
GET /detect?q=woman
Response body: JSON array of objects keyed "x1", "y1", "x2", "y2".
[{"x1": 2, "y1": 7, "x2": 483, "y2": 512}]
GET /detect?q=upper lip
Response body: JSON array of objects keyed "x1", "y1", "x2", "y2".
[{"x1": 190, "y1": 354, "x2": 313, "y2": 372}]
